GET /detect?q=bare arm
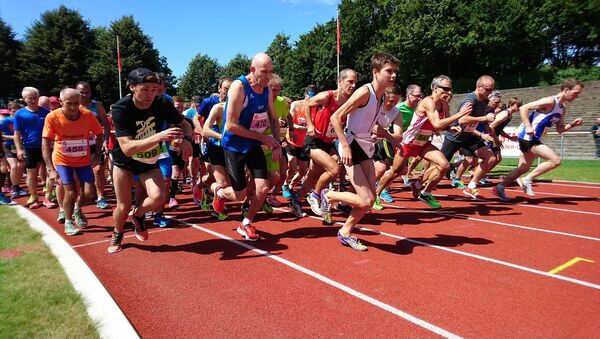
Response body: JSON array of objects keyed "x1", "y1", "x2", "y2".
[
  {"x1": 556, "y1": 108, "x2": 583, "y2": 133},
  {"x1": 118, "y1": 127, "x2": 182, "y2": 157},
  {"x1": 95, "y1": 102, "x2": 110, "y2": 147},
  {"x1": 427, "y1": 100, "x2": 472, "y2": 130},
  {"x1": 41, "y1": 137, "x2": 54, "y2": 172},
  {"x1": 303, "y1": 91, "x2": 330, "y2": 136},
  {"x1": 203, "y1": 104, "x2": 224, "y2": 140},
  {"x1": 331, "y1": 86, "x2": 370, "y2": 166}
]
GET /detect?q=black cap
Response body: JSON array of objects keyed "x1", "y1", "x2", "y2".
[{"x1": 127, "y1": 67, "x2": 155, "y2": 85}]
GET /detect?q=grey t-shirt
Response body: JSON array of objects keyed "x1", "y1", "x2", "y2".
[{"x1": 444, "y1": 92, "x2": 488, "y2": 142}]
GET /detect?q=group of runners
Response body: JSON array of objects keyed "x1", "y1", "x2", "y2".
[{"x1": 0, "y1": 52, "x2": 586, "y2": 253}]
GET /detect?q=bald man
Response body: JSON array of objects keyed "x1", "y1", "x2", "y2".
[{"x1": 211, "y1": 52, "x2": 281, "y2": 241}]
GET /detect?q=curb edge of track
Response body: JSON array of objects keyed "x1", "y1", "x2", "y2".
[{"x1": 11, "y1": 205, "x2": 140, "y2": 339}]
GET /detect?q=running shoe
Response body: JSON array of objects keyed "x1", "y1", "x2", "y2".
[
  {"x1": 336, "y1": 203, "x2": 352, "y2": 216},
  {"x1": 212, "y1": 185, "x2": 225, "y2": 214},
  {"x1": 380, "y1": 189, "x2": 394, "y2": 203},
  {"x1": 521, "y1": 178, "x2": 535, "y2": 197},
  {"x1": 402, "y1": 175, "x2": 411, "y2": 186},
  {"x1": 282, "y1": 184, "x2": 292, "y2": 199},
  {"x1": 152, "y1": 214, "x2": 171, "y2": 228},
  {"x1": 336, "y1": 231, "x2": 367, "y2": 251},
  {"x1": 57, "y1": 209, "x2": 66, "y2": 224},
  {"x1": 372, "y1": 196, "x2": 383, "y2": 210},
  {"x1": 307, "y1": 192, "x2": 322, "y2": 216},
  {"x1": 185, "y1": 177, "x2": 193, "y2": 185},
  {"x1": 27, "y1": 197, "x2": 41, "y2": 209},
  {"x1": 241, "y1": 201, "x2": 250, "y2": 219},
  {"x1": 320, "y1": 188, "x2": 332, "y2": 225},
  {"x1": 96, "y1": 197, "x2": 110, "y2": 209},
  {"x1": 289, "y1": 193, "x2": 306, "y2": 217},
  {"x1": 211, "y1": 211, "x2": 229, "y2": 221},
  {"x1": 409, "y1": 180, "x2": 422, "y2": 199},
  {"x1": 129, "y1": 211, "x2": 148, "y2": 241},
  {"x1": 107, "y1": 231, "x2": 124, "y2": 254},
  {"x1": 64, "y1": 219, "x2": 80, "y2": 236},
  {"x1": 0, "y1": 194, "x2": 11, "y2": 205},
  {"x1": 463, "y1": 187, "x2": 484, "y2": 200},
  {"x1": 168, "y1": 197, "x2": 179, "y2": 209},
  {"x1": 42, "y1": 197, "x2": 58, "y2": 209},
  {"x1": 491, "y1": 184, "x2": 511, "y2": 202},
  {"x1": 451, "y1": 178, "x2": 467, "y2": 189},
  {"x1": 49, "y1": 189, "x2": 57, "y2": 202},
  {"x1": 192, "y1": 184, "x2": 203, "y2": 207},
  {"x1": 479, "y1": 177, "x2": 492, "y2": 185},
  {"x1": 17, "y1": 188, "x2": 28, "y2": 197},
  {"x1": 74, "y1": 209, "x2": 88, "y2": 228},
  {"x1": 262, "y1": 201, "x2": 273, "y2": 213},
  {"x1": 266, "y1": 195, "x2": 283, "y2": 207},
  {"x1": 418, "y1": 193, "x2": 441, "y2": 209},
  {"x1": 237, "y1": 224, "x2": 259, "y2": 241},
  {"x1": 200, "y1": 187, "x2": 211, "y2": 211}
]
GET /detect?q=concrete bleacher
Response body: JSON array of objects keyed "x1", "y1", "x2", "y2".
[{"x1": 449, "y1": 80, "x2": 600, "y2": 159}]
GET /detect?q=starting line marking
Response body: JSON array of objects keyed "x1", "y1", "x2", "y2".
[
  {"x1": 548, "y1": 257, "x2": 595, "y2": 275},
  {"x1": 176, "y1": 218, "x2": 462, "y2": 339}
]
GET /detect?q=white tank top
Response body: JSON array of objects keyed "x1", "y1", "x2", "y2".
[{"x1": 340, "y1": 83, "x2": 384, "y2": 157}]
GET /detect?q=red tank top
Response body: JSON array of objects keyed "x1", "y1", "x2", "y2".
[
  {"x1": 311, "y1": 90, "x2": 340, "y2": 143},
  {"x1": 288, "y1": 101, "x2": 308, "y2": 147}
]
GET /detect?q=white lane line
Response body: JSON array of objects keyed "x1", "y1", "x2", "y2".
[
  {"x1": 272, "y1": 207, "x2": 600, "y2": 291},
  {"x1": 540, "y1": 182, "x2": 600, "y2": 189},
  {"x1": 12, "y1": 205, "x2": 140, "y2": 339},
  {"x1": 487, "y1": 187, "x2": 599, "y2": 200},
  {"x1": 446, "y1": 195, "x2": 600, "y2": 216},
  {"x1": 72, "y1": 228, "x2": 175, "y2": 248},
  {"x1": 381, "y1": 204, "x2": 600, "y2": 242},
  {"x1": 175, "y1": 218, "x2": 462, "y2": 339}
]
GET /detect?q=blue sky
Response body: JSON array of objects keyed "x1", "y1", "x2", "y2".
[{"x1": 0, "y1": 0, "x2": 339, "y2": 78}]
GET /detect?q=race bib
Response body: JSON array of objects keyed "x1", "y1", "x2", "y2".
[
  {"x1": 297, "y1": 117, "x2": 307, "y2": 126},
  {"x1": 158, "y1": 142, "x2": 170, "y2": 160},
  {"x1": 133, "y1": 144, "x2": 162, "y2": 164},
  {"x1": 325, "y1": 122, "x2": 337, "y2": 138},
  {"x1": 249, "y1": 112, "x2": 269, "y2": 133},
  {"x1": 412, "y1": 130, "x2": 433, "y2": 146},
  {"x1": 62, "y1": 139, "x2": 88, "y2": 157}
]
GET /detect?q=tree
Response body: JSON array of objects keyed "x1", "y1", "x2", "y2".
[
  {"x1": 266, "y1": 33, "x2": 292, "y2": 83},
  {"x1": 17, "y1": 6, "x2": 95, "y2": 96},
  {"x1": 89, "y1": 16, "x2": 165, "y2": 105},
  {"x1": 159, "y1": 56, "x2": 177, "y2": 95},
  {"x1": 0, "y1": 19, "x2": 21, "y2": 103},
  {"x1": 221, "y1": 53, "x2": 251, "y2": 79},
  {"x1": 178, "y1": 53, "x2": 221, "y2": 99}
]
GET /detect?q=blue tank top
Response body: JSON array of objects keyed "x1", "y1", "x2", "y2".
[
  {"x1": 221, "y1": 76, "x2": 270, "y2": 154},
  {"x1": 517, "y1": 96, "x2": 563, "y2": 142}
]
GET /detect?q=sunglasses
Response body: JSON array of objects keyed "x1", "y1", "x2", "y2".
[
  {"x1": 409, "y1": 93, "x2": 423, "y2": 98},
  {"x1": 480, "y1": 86, "x2": 494, "y2": 91},
  {"x1": 438, "y1": 86, "x2": 453, "y2": 92}
]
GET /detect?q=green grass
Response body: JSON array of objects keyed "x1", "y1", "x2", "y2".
[
  {"x1": 489, "y1": 158, "x2": 600, "y2": 183},
  {"x1": 0, "y1": 206, "x2": 99, "y2": 339}
]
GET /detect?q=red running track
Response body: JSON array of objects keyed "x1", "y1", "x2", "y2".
[{"x1": 12, "y1": 179, "x2": 600, "y2": 338}]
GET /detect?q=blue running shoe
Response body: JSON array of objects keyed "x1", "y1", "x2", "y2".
[
  {"x1": 380, "y1": 189, "x2": 394, "y2": 203},
  {"x1": 152, "y1": 214, "x2": 171, "y2": 228},
  {"x1": 0, "y1": 194, "x2": 12, "y2": 205},
  {"x1": 282, "y1": 184, "x2": 292, "y2": 199}
]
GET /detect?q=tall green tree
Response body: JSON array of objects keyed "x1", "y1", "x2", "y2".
[
  {"x1": 89, "y1": 15, "x2": 168, "y2": 104},
  {"x1": 17, "y1": 5, "x2": 95, "y2": 95},
  {"x1": 221, "y1": 53, "x2": 251, "y2": 79},
  {"x1": 0, "y1": 19, "x2": 21, "y2": 102},
  {"x1": 266, "y1": 33, "x2": 292, "y2": 84},
  {"x1": 159, "y1": 56, "x2": 177, "y2": 95},
  {"x1": 178, "y1": 53, "x2": 221, "y2": 99}
]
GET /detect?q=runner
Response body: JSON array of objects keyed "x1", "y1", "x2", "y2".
[
  {"x1": 211, "y1": 52, "x2": 281, "y2": 241},
  {"x1": 76, "y1": 81, "x2": 111, "y2": 209},
  {"x1": 13, "y1": 87, "x2": 56, "y2": 209},
  {"x1": 292, "y1": 68, "x2": 358, "y2": 223},
  {"x1": 108, "y1": 68, "x2": 193, "y2": 253},
  {"x1": 395, "y1": 84, "x2": 423, "y2": 190},
  {"x1": 485, "y1": 96, "x2": 522, "y2": 175},
  {"x1": 492, "y1": 79, "x2": 584, "y2": 201},
  {"x1": 323, "y1": 53, "x2": 399, "y2": 251},
  {"x1": 0, "y1": 101, "x2": 28, "y2": 199},
  {"x1": 440, "y1": 75, "x2": 497, "y2": 199},
  {"x1": 376, "y1": 75, "x2": 473, "y2": 209},
  {"x1": 0, "y1": 110, "x2": 12, "y2": 204},
  {"x1": 41, "y1": 88, "x2": 104, "y2": 235}
]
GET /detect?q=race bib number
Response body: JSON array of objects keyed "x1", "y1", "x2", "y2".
[
  {"x1": 159, "y1": 142, "x2": 170, "y2": 159},
  {"x1": 250, "y1": 112, "x2": 269, "y2": 133},
  {"x1": 133, "y1": 144, "x2": 162, "y2": 164},
  {"x1": 62, "y1": 139, "x2": 88, "y2": 157},
  {"x1": 412, "y1": 130, "x2": 433, "y2": 146},
  {"x1": 297, "y1": 117, "x2": 307, "y2": 126},
  {"x1": 464, "y1": 123, "x2": 477, "y2": 133},
  {"x1": 325, "y1": 122, "x2": 337, "y2": 138}
]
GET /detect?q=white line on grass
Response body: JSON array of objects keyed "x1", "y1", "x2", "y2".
[
  {"x1": 176, "y1": 218, "x2": 462, "y2": 339},
  {"x1": 12, "y1": 205, "x2": 140, "y2": 339}
]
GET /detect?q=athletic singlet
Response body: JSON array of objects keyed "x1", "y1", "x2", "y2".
[
  {"x1": 208, "y1": 103, "x2": 225, "y2": 146},
  {"x1": 287, "y1": 100, "x2": 308, "y2": 147},
  {"x1": 517, "y1": 96, "x2": 563, "y2": 142},
  {"x1": 492, "y1": 110, "x2": 513, "y2": 136},
  {"x1": 221, "y1": 76, "x2": 270, "y2": 154},
  {"x1": 311, "y1": 90, "x2": 341, "y2": 143},
  {"x1": 402, "y1": 96, "x2": 447, "y2": 147},
  {"x1": 340, "y1": 83, "x2": 383, "y2": 157}
]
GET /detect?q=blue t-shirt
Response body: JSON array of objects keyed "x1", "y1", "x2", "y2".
[
  {"x1": 0, "y1": 116, "x2": 15, "y2": 146},
  {"x1": 221, "y1": 76, "x2": 270, "y2": 154},
  {"x1": 183, "y1": 107, "x2": 197, "y2": 120},
  {"x1": 14, "y1": 106, "x2": 50, "y2": 148},
  {"x1": 198, "y1": 95, "x2": 221, "y2": 121}
]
